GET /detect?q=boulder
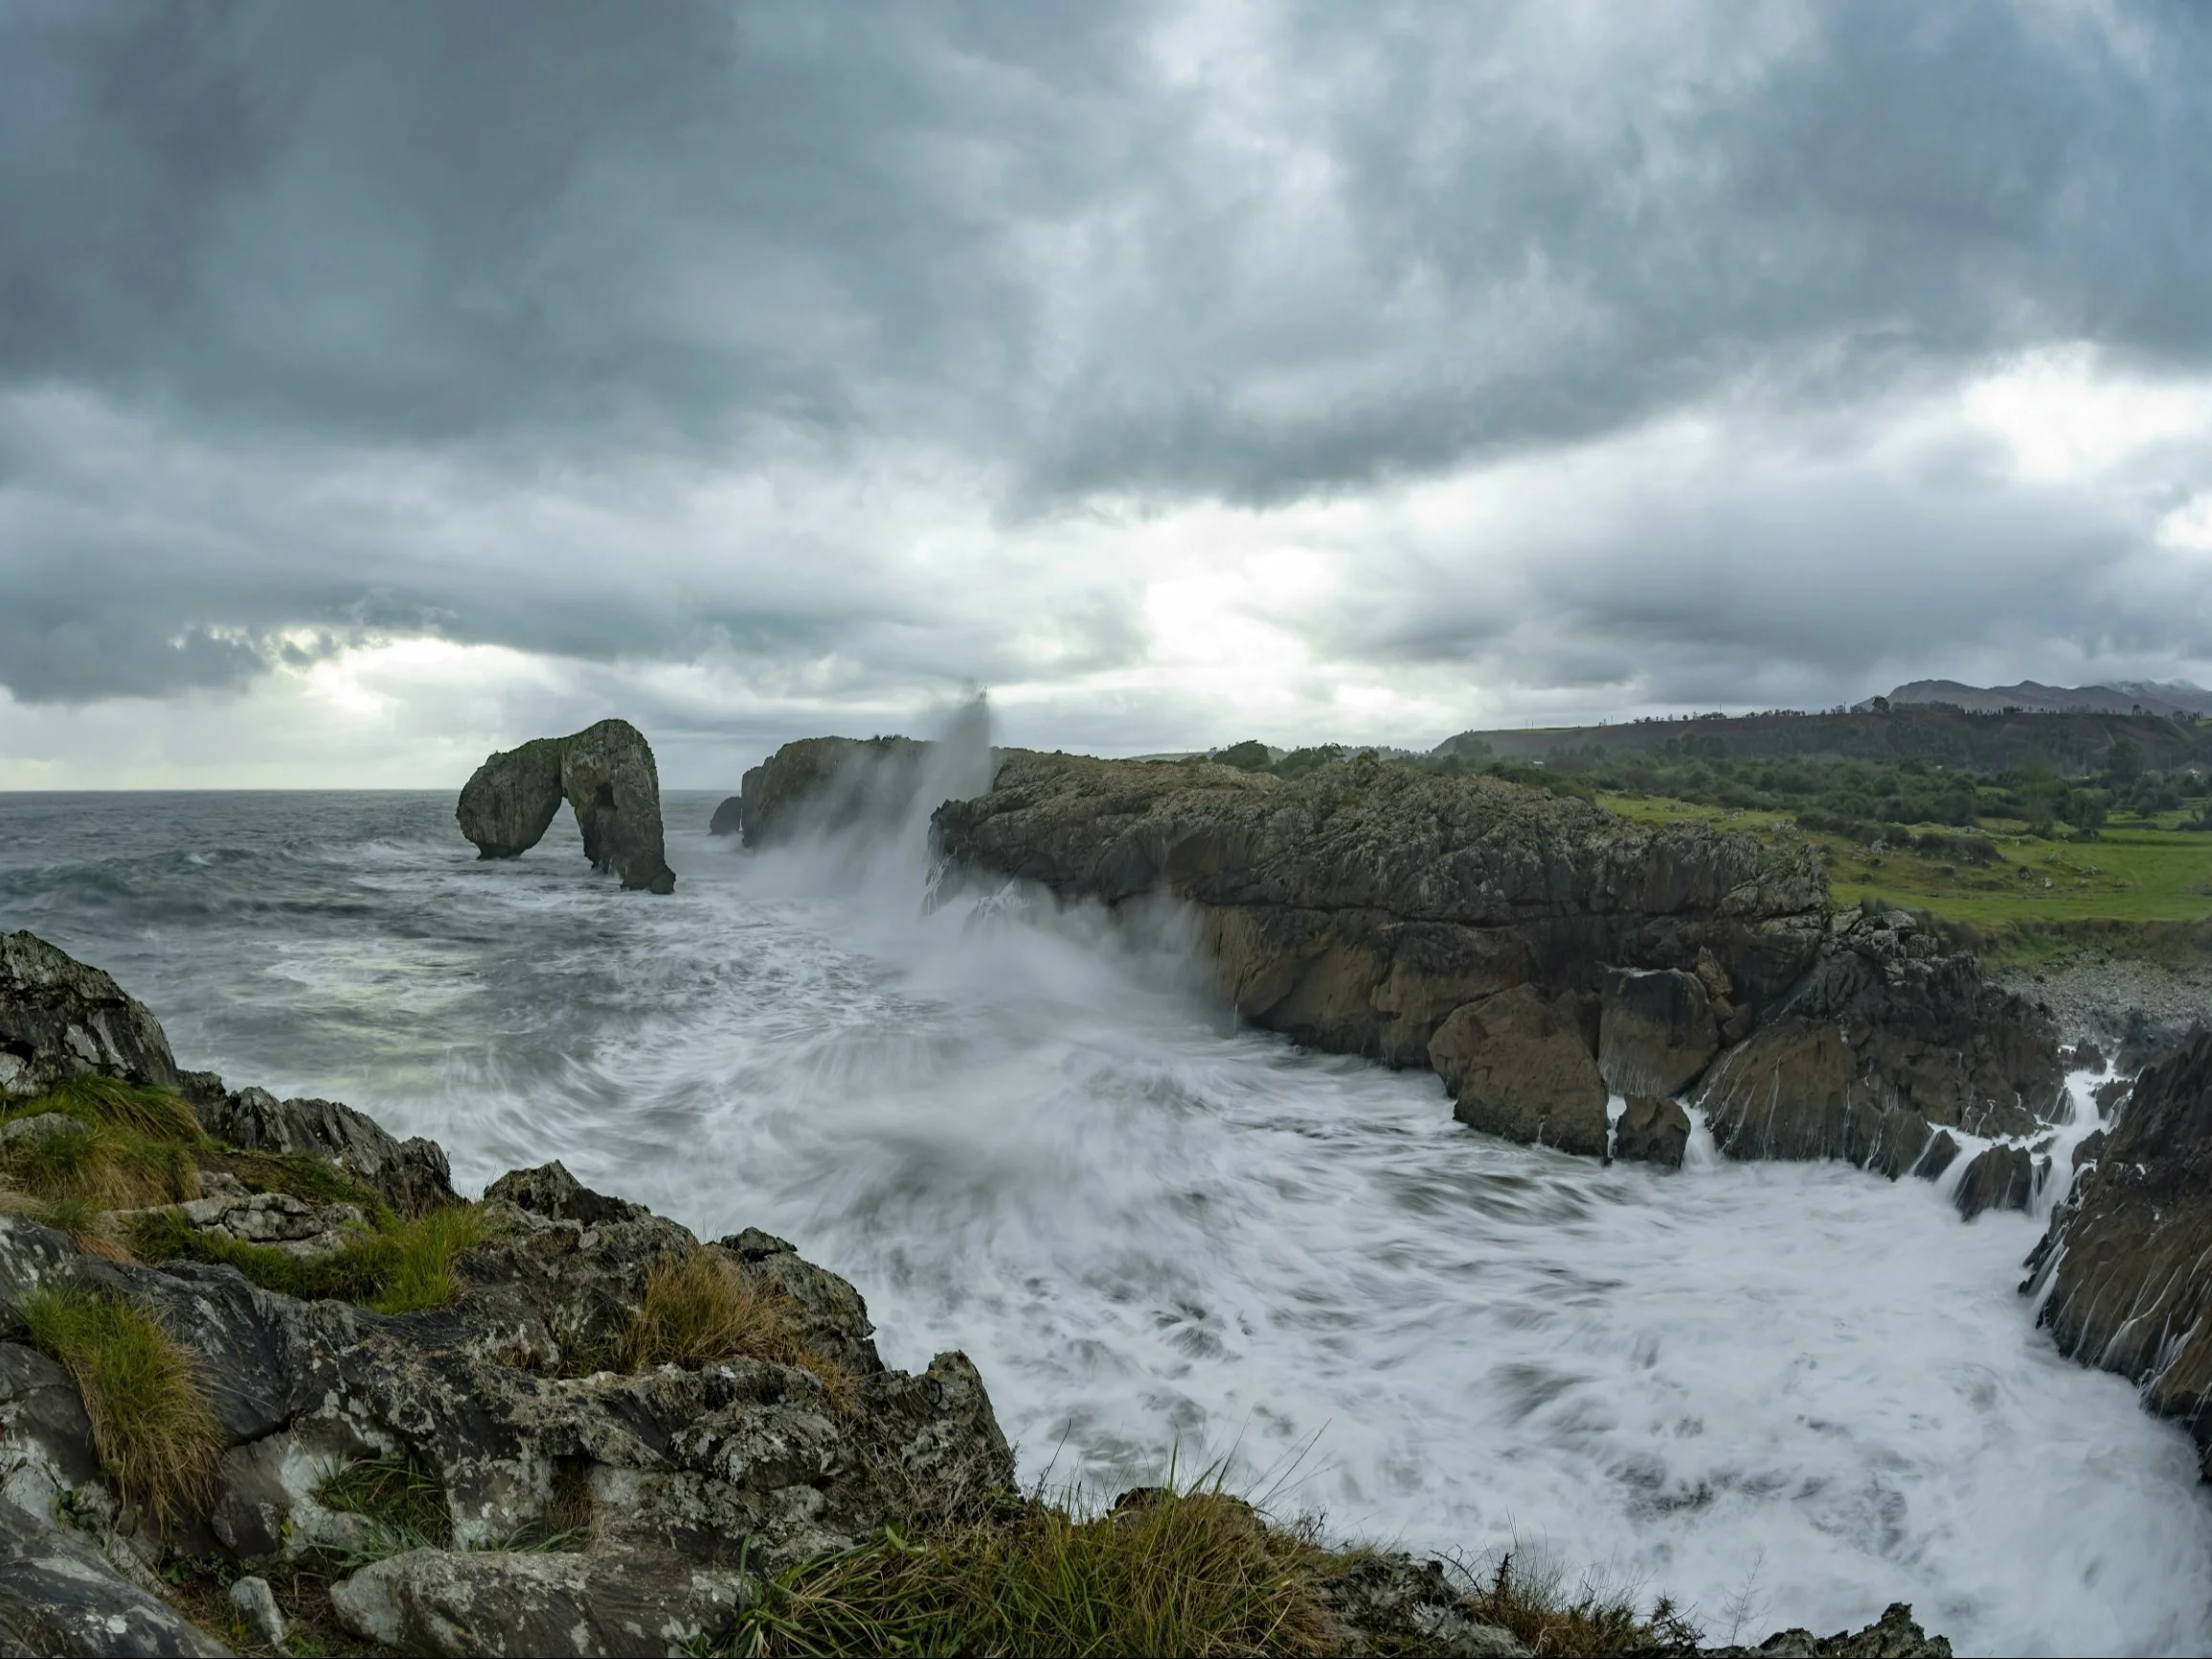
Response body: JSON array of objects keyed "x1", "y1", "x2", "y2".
[
  {"x1": 1914, "y1": 1130, "x2": 1961, "y2": 1181},
  {"x1": 0, "y1": 930, "x2": 179, "y2": 1100},
  {"x1": 0, "y1": 1501, "x2": 232, "y2": 1657},
  {"x1": 328, "y1": 1547, "x2": 751, "y2": 1658},
  {"x1": 193, "y1": 1086, "x2": 457, "y2": 1216},
  {"x1": 708, "y1": 795, "x2": 743, "y2": 836},
  {"x1": 1431, "y1": 987, "x2": 1608, "y2": 1157},
  {"x1": 1596, "y1": 968, "x2": 1717, "y2": 1096},
  {"x1": 2027, "y1": 1029, "x2": 2212, "y2": 1468},
  {"x1": 1614, "y1": 1095, "x2": 1692, "y2": 1168},
  {"x1": 1952, "y1": 1144, "x2": 2037, "y2": 1220},
  {"x1": 455, "y1": 719, "x2": 674, "y2": 893}
]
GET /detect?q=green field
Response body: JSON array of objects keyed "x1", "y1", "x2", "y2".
[{"x1": 1597, "y1": 792, "x2": 2212, "y2": 963}]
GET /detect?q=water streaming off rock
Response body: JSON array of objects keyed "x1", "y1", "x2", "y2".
[{"x1": 4, "y1": 786, "x2": 2210, "y2": 1655}]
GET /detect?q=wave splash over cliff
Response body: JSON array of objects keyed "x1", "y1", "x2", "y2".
[{"x1": 4, "y1": 738, "x2": 2210, "y2": 1656}]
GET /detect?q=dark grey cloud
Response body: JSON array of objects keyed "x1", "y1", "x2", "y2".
[{"x1": 2, "y1": 0, "x2": 2209, "y2": 717}]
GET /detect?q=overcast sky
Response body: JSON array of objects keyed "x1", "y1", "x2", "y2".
[{"x1": 4, "y1": 0, "x2": 2210, "y2": 787}]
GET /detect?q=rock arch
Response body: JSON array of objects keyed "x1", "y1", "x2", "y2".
[{"x1": 456, "y1": 718, "x2": 676, "y2": 893}]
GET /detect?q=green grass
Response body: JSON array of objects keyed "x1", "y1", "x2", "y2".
[
  {"x1": 711, "y1": 1480, "x2": 1694, "y2": 1659},
  {"x1": 0, "y1": 1077, "x2": 208, "y2": 1209},
  {"x1": 1594, "y1": 791, "x2": 2212, "y2": 965},
  {"x1": 20, "y1": 1284, "x2": 223, "y2": 1535},
  {"x1": 207, "y1": 1148, "x2": 394, "y2": 1225},
  {"x1": 317, "y1": 1449, "x2": 453, "y2": 1553},
  {"x1": 11, "y1": 1076, "x2": 205, "y2": 1143},
  {"x1": 128, "y1": 1201, "x2": 491, "y2": 1314}
]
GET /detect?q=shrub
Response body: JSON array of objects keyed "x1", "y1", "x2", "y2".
[
  {"x1": 21, "y1": 1285, "x2": 222, "y2": 1535},
  {"x1": 621, "y1": 1248, "x2": 854, "y2": 1409},
  {"x1": 1212, "y1": 741, "x2": 1272, "y2": 772}
]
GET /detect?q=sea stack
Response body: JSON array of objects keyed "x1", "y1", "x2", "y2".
[{"x1": 456, "y1": 718, "x2": 676, "y2": 893}]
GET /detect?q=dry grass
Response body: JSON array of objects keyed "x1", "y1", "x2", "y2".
[
  {"x1": 1464, "y1": 1552, "x2": 1700, "y2": 1656},
  {"x1": 621, "y1": 1248, "x2": 857, "y2": 1410},
  {"x1": 0, "y1": 1077, "x2": 205, "y2": 1211},
  {"x1": 21, "y1": 1284, "x2": 223, "y2": 1536}
]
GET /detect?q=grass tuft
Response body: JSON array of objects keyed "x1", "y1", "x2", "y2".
[
  {"x1": 21, "y1": 1284, "x2": 223, "y2": 1535},
  {"x1": 621, "y1": 1248, "x2": 856, "y2": 1409},
  {"x1": 317, "y1": 1449, "x2": 453, "y2": 1553},
  {"x1": 15, "y1": 1076, "x2": 206, "y2": 1144},
  {"x1": 127, "y1": 1200, "x2": 490, "y2": 1314},
  {"x1": 1, "y1": 1113, "x2": 199, "y2": 1209},
  {"x1": 1465, "y1": 1551, "x2": 1700, "y2": 1657}
]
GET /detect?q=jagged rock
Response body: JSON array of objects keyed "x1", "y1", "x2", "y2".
[
  {"x1": 193, "y1": 1087, "x2": 457, "y2": 1217},
  {"x1": 739, "y1": 734, "x2": 932, "y2": 849},
  {"x1": 2093, "y1": 1075, "x2": 2130, "y2": 1117},
  {"x1": 0, "y1": 1501, "x2": 233, "y2": 1656},
  {"x1": 1614, "y1": 1095, "x2": 1692, "y2": 1168},
  {"x1": 484, "y1": 1160, "x2": 650, "y2": 1229},
  {"x1": 1597, "y1": 967, "x2": 1718, "y2": 1096},
  {"x1": 167, "y1": 1191, "x2": 367, "y2": 1257},
  {"x1": 1431, "y1": 987, "x2": 1609, "y2": 1157},
  {"x1": 2071, "y1": 1128, "x2": 2108, "y2": 1170},
  {"x1": 456, "y1": 719, "x2": 675, "y2": 893},
  {"x1": 329, "y1": 1547, "x2": 750, "y2": 1658},
  {"x1": 1698, "y1": 911, "x2": 2063, "y2": 1175},
  {"x1": 2071, "y1": 1038, "x2": 2107, "y2": 1074},
  {"x1": 0, "y1": 930, "x2": 179, "y2": 1100},
  {"x1": 2028, "y1": 1030, "x2": 2212, "y2": 1468},
  {"x1": 934, "y1": 750, "x2": 1828, "y2": 1068},
  {"x1": 1705, "y1": 1601, "x2": 1952, "y2": 1656},
  {"x1": 1952, "y1": 1145, "x2": 2036, "y2": 1220},
  {"x1": 1914, "y1": 1130, "x2": 1961, "y2": 1181},
  {"x1": 1314, "y1": 1555, "x2": 1527, "y2": 1656},
  {"x1": 709, "y1": 796, "x2": 744, "y2": 836}
]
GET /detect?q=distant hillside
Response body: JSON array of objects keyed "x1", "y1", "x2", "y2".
[
  {"x1": 1433, "y1": 705, "x2": 2212, "y2": 776},
  {"x1": 1888, "y1": 679, "x2": 2212, "y2": 718}
]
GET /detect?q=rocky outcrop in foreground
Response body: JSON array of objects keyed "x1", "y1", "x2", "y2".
[
  {"x1": 929, "y1": 751, "x2": 2063, "y2": 1172},
  {"x1": 0, "y1": 930, "x2": 1952, "y2": 1655},
  {"x1": 2027, "y1": 1028, "x2": 2212, "y2": 1471},
  {"x1": 456, "y1": 719, "x2": 675, "y2": 893}
]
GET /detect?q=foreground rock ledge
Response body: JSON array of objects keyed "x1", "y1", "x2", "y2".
[
  {"x1": 457, "y1": 718, "x2": 676, "y2": 893},
  {"x1": 1, "y1": 929, "x2": 1952, "y2": 1656}
]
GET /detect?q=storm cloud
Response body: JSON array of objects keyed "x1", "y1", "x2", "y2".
[{"x1": 3, "y1": 0, "x2": 2209, "y2": 776}]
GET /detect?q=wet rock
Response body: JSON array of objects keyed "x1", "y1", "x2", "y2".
[
  {"x1": 456, "y1": 719, "x2": 675, "y2": 893},
  {"x1": 739, "y1": 734, "x2": 933, "y2": 849},
  {"x1": 2093, "y1": 1075, "x2": 2131, "y2": 1118},
  {"x1": 0, "y1": 929, "x2": 180, "y2": 1100},
  {"x1": 1698, "y1": 911, "x2": 2063, "y2": 1175},
  {"x1": 1432, "y1": 987, "x2": 1608, "y2": 1157},
  {"x1": 2071, "y1": 1038, "x2": 2107, "y2": 1074},
  {"x1": 1614, "y1": 1095, "x2": 1692, "y2": 1168},
  {"x1": 709, "y1": 795, "x2": 744, "y2": 836},
  {"x1": 1707, "y1": 1600, "x2": 1952, "y2": 1656},
  {"x1": 0, "y1": 1500, "x2": 232, "y2": 1656},
  {"x1": 2028, "y1": 1029, "x2": 2212, "y2": 1467},
  {"x1": 1953, "y1": 1145, "x2": 2036, "y2": 1220},
  {"x1": 193, "y1": 1087, "x2": 456, "y2": 1217},
  {"x1": 1598, "y1": 967, "x2": 1719, "y2": 1096},
  {"x1": 329, "y1": 1547, "x2": 750, "y2": 1658},
  {"x1": 1912, "y1": 1130, "x2": 1961, "y2": 1181},
  {"x1": 934, "y1": 749, "x2": 1828, "y2": 1070},
  {"x1": 2071, "y1": 1128, "x2": 2108, "y2": 1171}
]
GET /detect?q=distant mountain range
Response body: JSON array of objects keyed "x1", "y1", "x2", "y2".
[{"x1": 1885, "y1": 680, "x2": 2212, "y2": 718}]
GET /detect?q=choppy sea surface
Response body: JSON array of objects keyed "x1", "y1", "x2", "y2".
[{"x1": 4, "y1": 785, "x2": 2210, "y2": 1655}]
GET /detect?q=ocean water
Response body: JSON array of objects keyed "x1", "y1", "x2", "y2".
[{"x1": 3, "y1": 780, "x2": 2209, "y2": 1654}]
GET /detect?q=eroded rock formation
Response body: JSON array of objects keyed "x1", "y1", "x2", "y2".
[
  {"x1": 456, "y1": 719, "x2": 675, "y2": 893},
  {"x1": 2027, "y1": 1029, "x2": 2212, "y2": 1470},
  {"x1": 737, "y1": 733, "x2": 931, "y2": 849},
  {"x1": 930, "y1": 751, "x2": 2064, "y2": 1171},
  {"x1": 0, "y1": 930, "x2": 178, "y2": 1099}
]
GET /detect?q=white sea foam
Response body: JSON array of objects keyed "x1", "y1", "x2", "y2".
[{"x1": 4, "y1": 764, "x2": 2208, "y2": 1655}]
